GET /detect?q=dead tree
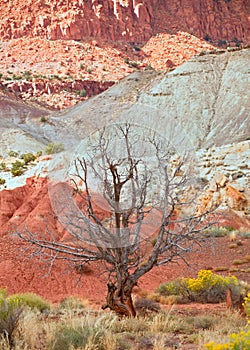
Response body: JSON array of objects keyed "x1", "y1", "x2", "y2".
[
  {"x1": 16, "y1": 123, "x2": 213, "y2": 316},
  {"x1": 102, "y1": 282, "x2": 132, "y2": 317}
]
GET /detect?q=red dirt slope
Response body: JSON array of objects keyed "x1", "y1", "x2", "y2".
[{"x1": 0, "y1": 177, "x2": 250, "y2": 306}]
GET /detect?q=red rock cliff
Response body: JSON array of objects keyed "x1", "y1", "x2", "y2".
[{"x1": 0, "y1": 0, "x2": 249, "y2": 43}]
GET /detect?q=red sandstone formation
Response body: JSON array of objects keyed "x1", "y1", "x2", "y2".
[{"x1": 0, "y1": 0, "x2": 249, "y2": 44}]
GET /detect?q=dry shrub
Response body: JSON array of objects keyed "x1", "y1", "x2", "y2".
[
  {"x1": 7, "y1": 293, "x2": 51, "y2": 313},
  {"x1": 213, "y1": 267, "x2": 229, "y2": 272},
  {"x1": 134, "y1": 297, "x2": 160, "y2": 316},
  {"x1": 232, "y1": 259, "x2": 247, "y2": 265},
  {"x1": 229, "y1": 243, "x2": 238, "y2": 249},
  {"x1": 147, "y1": 293, "x2": 161, "y2": 302},
  {"x1": 0, "y1": 299, "x2": 23, "y2": 348},
  {"x1": 58, "y1": 296, "x2": 89, "y2": 310}
]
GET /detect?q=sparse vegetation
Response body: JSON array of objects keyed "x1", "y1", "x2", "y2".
[
  {"x1": 45, "y1": 142, "x2": 65, "y2": 155},
  {"x1": 0, "y1": 293, "x2": 24, "y2": 348},
  {"x1": 232, "y1": 259, "x2": 248, "y2": 266},
  {"x1": 218, "y1": 39, "x2": 227, "y2": 47},
  {"x1": 58, "y1": 296, "x2": 89, "y2": 310},
  {"x1": 204, "y1": 329, "x2": 250, "y2": 349},
  {"x1": 74, "y1": 89, "x2": 87, "y2": 97},
  {"x1": 20, "y1": 153, "x2": 36, "y2": 165},
  {"x1": 129, "y1": 61, "x2": 138, "y2": 68},
  {"x1": 0, "y1": 178, "x2": 6, "y2": 186},
  {"x1": 8, "y1": 150, "x2": 19, "y2": 158},
  {"x1": 157, "y1": 270, "x2": 241, "y2": 304},
  {"x1": 50, "y1": 325, "x2": 95, "y2": 350},
  {"x1": 134, "y1": 297, "x2": 160, "y2": 316},
  {"x1": 204, "y1": 34, "x2": 212, "y2": 42},
  {"x1": 10, "y1": 160, "x2": 25, "y2": 176},
  {"x1": 145, "y1": 64, "x2": 154, "y2": 70},
  {"x1": 0, "y1": 287, "x2": 249, "y2": 349},
  {"x1": 123, "y1": 57, "x2": 129, "y2": 64},
  {"x1": 40, "y1": 116, "x2": 48, "y2": 123},
  {"x1": 7, "y1": 293, "x2": 51, "y2": 313},
  {"x1": 202, "y1": 226, "x2": 236, "y2": 238},
  {"x1": 0, "y1": 162, "x2": 8, "y2": 171}
]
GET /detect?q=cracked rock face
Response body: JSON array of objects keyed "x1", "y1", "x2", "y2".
[{"x1": 0, "y1": 0, "x2": 249, "y2": 43}]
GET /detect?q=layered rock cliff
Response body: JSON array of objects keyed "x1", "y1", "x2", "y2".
[{"x1": 0, "y1": 0, "x2": 249, "y2": 43}]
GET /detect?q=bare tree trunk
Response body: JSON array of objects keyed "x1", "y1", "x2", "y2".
[
  {"x1": 102, "y1": 282, "x2": 136, "y2": 317},
  {"x1": 102, "y1": 282, "x2": 132, "y2": 317}
]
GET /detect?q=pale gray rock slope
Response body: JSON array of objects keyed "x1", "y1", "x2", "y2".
[
  {"x1": 35, "y1": 48, "x2": 249, "y2": 154},
  {"x1": 0, "y1": 94, "x2": 51, "y2": 155},
  {"x1": 0, "y1": 49, "x2": 249, "y2": 155}
]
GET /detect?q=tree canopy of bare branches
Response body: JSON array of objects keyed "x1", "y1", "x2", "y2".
[{"x1": 17, "y1": 123, "x2": 213, "y2": 316}]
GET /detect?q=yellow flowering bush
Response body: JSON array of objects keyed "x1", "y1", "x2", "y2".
[
  {"x1": 243, "y1": 293, "x2": 250, "y2": 323},
  {"x1": 187, "y1": 270, "x2": 238, "y2": 293},
  {"x1": 204, "y1": 329, "x2": 250, "y2": 349},
  {"x1": 158, "y1": 270, "x2": 240, "y2": 304}
]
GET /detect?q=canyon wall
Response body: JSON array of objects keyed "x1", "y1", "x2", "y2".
[{"x1": 0, "y1": 0, "x2": 249, "y2": 43}]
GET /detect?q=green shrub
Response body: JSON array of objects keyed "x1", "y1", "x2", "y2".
[
  {"x1": 20, "y1": 152, "x2": 36, "y2": 165},
  {"x1": 130, "y1": 61, "x2": 138, "y2": 68},
  {"x1": 23, "y1": 71, "x2": 32, "y2": 80},
  {"x1": 202, "y1": 226, "x2": 229, "y2": 237},
  {"x1": 50, "y1": 325, "x2": 97, "y2": 350},
  {"x1": 204, "y1": 34, "x2": 212, "y2": 42},
  {"x1": 75, "y1": 89, "x2": 87, "y2": 97},
  {"x1": 7, "y1": 292, "x2": 51, "y2": 312},
  {"x1": 45, "y1": 142, "x2": 64, "y2": 155},
  {"x1": 8, "y1": 150, "x2": 19, "y2": 158},
  {"x1": 157, "y1": 278, "x2": 189, "y2": 298},
  {"x1": 12, "y1": 74, "x2": 22, "y2": 80},
  {"x1": 0, "y1": 162, "x2": 8, "y2": 171},
  {"x1": 40, "y1": 116, "x2": 48, "y2": 123},
  {"x1": 10, "y1": 160, "x2": 25, "y2": 176},
  {"x1": 0, "y1": 177, "x2": 6, "y2": 185},
  {"x1": 36, "y1": 151, "x2": 42, "y2": 157}
]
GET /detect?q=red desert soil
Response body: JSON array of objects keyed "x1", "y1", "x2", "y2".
[
  {"x1": 0, "y1": 179, "x2": 249, "y2": 307},
  {"x1": 1, "y1": 232, "x2": 250, "y2": 307}
]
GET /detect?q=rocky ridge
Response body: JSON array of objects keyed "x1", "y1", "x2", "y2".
[{"x1": 0, "y1": 0, "x2": 249, "y2": 43}]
